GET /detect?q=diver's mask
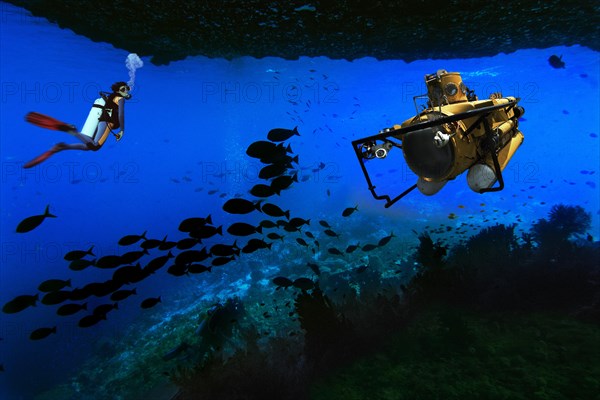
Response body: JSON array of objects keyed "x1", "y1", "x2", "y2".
[{"x1": 117, "y1": 85, "x2": 132, "y2": 100}]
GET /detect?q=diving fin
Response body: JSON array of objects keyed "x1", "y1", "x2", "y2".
[
  {"x1": 23, "y1": 143, "x2": 67, "y2": 169},
  {"x1": 25, "y1": 112, "x2": 76, "y2": 133}
]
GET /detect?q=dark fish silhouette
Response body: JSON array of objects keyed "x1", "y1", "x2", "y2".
[
  {"x1": 307, "y1": 262, "x2": 321, "y2": 276},
  {"x1": 177, "y1": 238, "x2": 199, "y2": 250},
  {"x1": 93, "y1": 303, "x2": 118, "y2": 317},
  {"x1": 548, "y1": 54, "x2": 565, "y2": 69},
  {"x1": 261, "y1": 203, "x2": 290, "y2": 219},
  {"x1": 223, "y1": 198, "x2": 262, "y2": 214},
  {"x1": 95, "y1": 255, "x2": 124, "y2": 269},
  {"x1": 272, "y1": 276, "x2": 294, "y2": 289},
  {"x1": 141, "y1": 296, "x2": 161, "y2": 309},
  {"x1": 78, "y1": 314, "x2": 105, "y2": 328},
  {"x1": 41, "y1": 290, "x2": 71, "y2": 306},
  {"x1": 189, "y1": 225, "x2": 223, "y2": 240},
  {"x1": 210, "y1": 242, "x2": 240, "y2": 257},
  {"x1": 259, "y1": 220, "x2": 278, "y2": 229},
  {"x1": 296, "y1": 238, "x2": 309, "y2": 247},
  {"x1": 144, "y1": 252, "x2": 174, "y2": 274},
  {"x1": 118, "y1": 231, "x2": 147, "y2": 246},
  {"x1": 342, "y1": 205, "x2": 358, "y2": 217},
  {"x1": 250, "y1": 184, "x2": 279, "y2": 198},
  {"x1": 361, "y1": 244, "x2": 378, "y2": 252},
  {"x1": 120, "y1": 249, "x2": 149, "y2": 265},
  {"x1": 29, "y1": 327, "x2": 56, "y2": 341},
  {"x1": 267, "y1": 232, "x2": 284, "y2": 241},
  {"x1": 345, "y1": 243, "x2": 360, "y2": 253},
  {"x1": 293, "y1": 278, "x2": 314, "y2": 291},
  {"x1": 211, "y1": 256, "x2": 236, "y2": 266},
  {"x1": 175, "y1": 248, "x2": 210, "y2": 265},
  {"x1": 242, "y1": 239, "x2": 271, "y2": 254},
  {"x1": 270, "y1": 174, "x2": 298, "y2": 191},
  {"x1": 289, "y1": 217, "x2": 310, "y2": 228},
  {"x1": 319, "y1": 220, "x2": 331, "y2": 228},
  {"x1": 141, "y1": 236, "x2": 168, "y2": 250},
  {"x1": 246, "y1": 141, "x2": 280, "y2": 159},
  {"x1": 16, "y1": 205, "x2": 56, "y2": 233},
  {"x1": 56, "y1": 302, "x2": 87, "y2": 316},
  {"x1": 167, "y1": 264, "x2": 188, "y2": 276},
  {"x1": 38, "y1": 278, "x2": 71, "y2": 292},
  {"x1": 112, "y1": 264, "x2": 145, "y2": 284},
  {"x1": 179, "y1": 215, "x2": 213, "y2": 232},
  {"x1": 3, "y1": 294, "x2": 38, "y2": 314},
  {"x1": 324, "y1": 229, "x2": 340, "y2": 238},
  {"x1": 227, "y1": 222, "x2": 262, "y2": 236},
  {"x1": 69, "y1": 258, "x2": 96, "y2": 271},
  {"x1": 267, "y1": 127, "x2": 300, "y2": 142},
  {"x1": 158, "y1": 240, "x2": 177, "y2": 251},
  {"x1": 64, "y1": 246, "x2": 95, "y2": 261},
  {"x1": 328, "y1": 247, "x2": 343, "y2": 256},
  {"x1": 378, "y1": 232, "x2": 396, "y2": 247},
  {"x1": 259, "y1": 164, "x2": 288, "y2": 179},
  {"x1": 110, "y1": 288, "x2": 137, "y2": 302},
  {"x1": 188, "y1": 263, "x2": 212, "y2": 274}
]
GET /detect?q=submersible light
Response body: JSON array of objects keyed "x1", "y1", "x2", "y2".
[{"x1": 353, "y1": 69, "x2": 525, "y2": 207}]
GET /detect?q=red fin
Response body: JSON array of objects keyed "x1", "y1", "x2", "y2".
[
  {"x1": 25, "y1": 112, "x2": 75, "y2": 132},
  {"x1": 23, "y1": 148, "x2": 58, "y2": 169}
]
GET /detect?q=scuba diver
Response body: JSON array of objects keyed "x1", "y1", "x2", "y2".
[{"x1": 23, "y1": 82, "x2": 132, "y2": 168}]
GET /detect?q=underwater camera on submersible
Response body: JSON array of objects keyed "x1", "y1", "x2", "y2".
[{"x1": 352, "y1": 69, "x2": 525, "y2": 208}]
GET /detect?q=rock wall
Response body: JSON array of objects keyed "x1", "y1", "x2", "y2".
[{"x1": 6, "y1": 0, "x2": 600, "y2": 64}]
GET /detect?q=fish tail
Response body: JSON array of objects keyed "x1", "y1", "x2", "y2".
[
  {"x1": 87, "y1": 246, "x2": 95, "y2": 257},
  {"x1": 114, "y1": 303, "x2": 119, "y2": 310},
  {"x1": 157, "y1": 296, "x2": 162, "y2": 302},
  {"x1": 51, "y1": 327, "x2": 57, "y2": 334},
  {"x1": 216, "y1": 225, "x2": 223, "y2": 235},
  {"x1": 256, "y1": 226, "x2": 263, "y2": 234},
  {"x1": 82, "y1": 302, "x2": 88, "y2": 311},
  {"x1": 141, "y1": 231, "x2": 148, "y2": 240},
  {"x1": 44, "y1": 205, "x2": 57, "y2": 218},
  {"x1": 66, "y1": 279, "x2": 72, "y2": 287},
  {"x1": 285, "y1": 210, "x2": 291, "y2": 220},
  {"x1": 206, "y1": 215, "x2": 213, "y2": 225},
  {"x1": 132, "y1": 289, "x2": 137, "y2": 295},
  {"x1": 293, "y1": 126, "x2": 300, "y2": 136}
]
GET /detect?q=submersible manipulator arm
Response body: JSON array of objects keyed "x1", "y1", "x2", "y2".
[{"x1": 352, "y1": 99, "x2": 522, "y2": 208}]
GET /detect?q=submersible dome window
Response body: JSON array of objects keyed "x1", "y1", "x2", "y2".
[{"x1": 402, "y1": 127, "x2": 454, "y2": 180}]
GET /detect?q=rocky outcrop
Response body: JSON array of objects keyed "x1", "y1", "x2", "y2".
[{"x1": 7, "y1": 0, "x2": 600, "y2": 65}]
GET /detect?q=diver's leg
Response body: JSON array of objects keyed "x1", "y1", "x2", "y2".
[{"x1": 94, "y1": 122, "x2": 113, "y2": 147}]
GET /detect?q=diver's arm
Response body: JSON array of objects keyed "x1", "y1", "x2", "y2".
[{"x1": 116, "y1": 98, "x2": 125, "y2": 141}]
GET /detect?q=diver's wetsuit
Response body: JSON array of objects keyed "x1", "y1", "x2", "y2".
[{"x1": 57, "y1": 94, "x2": 125, "y2": 152}]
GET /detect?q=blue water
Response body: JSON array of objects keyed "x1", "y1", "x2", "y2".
[{"x1": 1, "y1": 3, "x2": 599, "y2": 399}]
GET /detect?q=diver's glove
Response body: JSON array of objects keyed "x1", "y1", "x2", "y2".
[{"x1": 115, "y1": 131, "x2": 124, "y2": 141}]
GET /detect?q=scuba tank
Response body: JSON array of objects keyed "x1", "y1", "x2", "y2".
[{"x1": 80, "y1": 92, "x2": 112, "y2": 139}]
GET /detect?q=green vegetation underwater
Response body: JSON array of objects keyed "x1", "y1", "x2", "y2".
[{"x1": 0, "y1": 3, "x2": 599, "y2": 400}]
